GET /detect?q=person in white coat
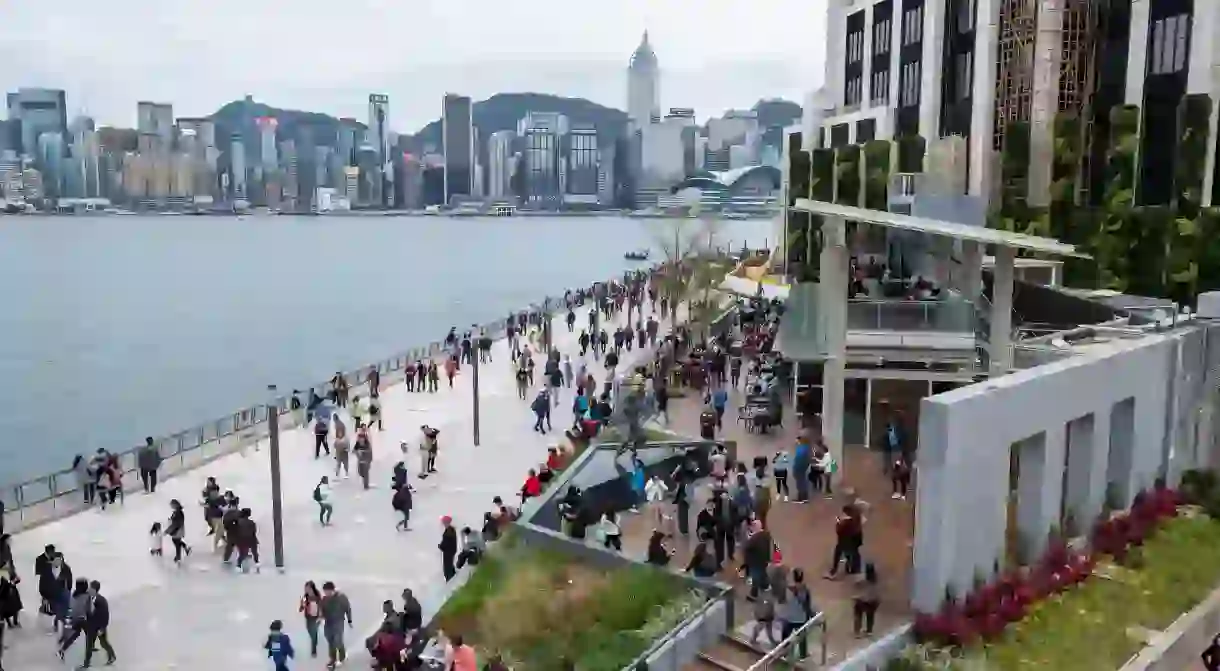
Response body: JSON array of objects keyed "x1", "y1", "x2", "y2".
[{"x1": 644, "y1": 475, "x2": 671, "y2": 534}]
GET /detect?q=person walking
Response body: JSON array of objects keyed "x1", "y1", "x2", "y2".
[
  {"x1": 299, "y1": 581, "x2": 322, "y2": 658},
  {"x1": 333, "y1": 418, "x2": 351, "y2": 479},
  {"x1": 427, "y1": 361, "x2": 440, "y2": 392},
  {"x1": 439, "y1": 516, "x2": 458, "y2": 581},
  {"x1": 313, "y1": 413, "x2": 331, "y2": 460},
  {"x1": 320, "y1": 582, "x2": 353, "y2": 670},
  {"x1": 166, "y1": 499, "x2": 191, "y2": 564},
  {"x1": 314, "y1": 477, "x2": 334, "y2": 526},
  {"x1": 392, "y1": 480, "x2": 413, "y2": 531},
  {"x1": 56, "y1": 578, "x2": 91, "y2": 661},
  {"x1": 781, "y1": 568, "x2": 815, "y2": 659},
  {"x1": 137, "y1": 437, "x2": 162, "y2": 494},
  {"x1": 265, "y1": 619, "x2": 296, "y2": 671},
  {"x1": 354, "y1": 431, "x2": 374, "y2": 490},
  {"x1": 80, "y1": 580, "x2": 117, "y2": 668}
]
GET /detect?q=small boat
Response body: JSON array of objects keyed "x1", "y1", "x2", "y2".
[{"x1": 624, "y1": 250, "x2": 651, "y2": 261}]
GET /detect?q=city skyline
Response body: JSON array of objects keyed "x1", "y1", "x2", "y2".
[{"x1": 0, "y1": 0, "x2": 826, "y2": 130}]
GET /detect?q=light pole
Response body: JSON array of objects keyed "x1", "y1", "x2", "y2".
[
  {"x1": 267, "y1": 384, "x2": 286, "y2": 570},
  {"x1": 472, "y1": 328, "x2": 481, "y2": 447}
]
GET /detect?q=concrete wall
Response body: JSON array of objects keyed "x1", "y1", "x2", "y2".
[{"x1": 912, "y1": 322, "x2": 1220, "y2": 612}]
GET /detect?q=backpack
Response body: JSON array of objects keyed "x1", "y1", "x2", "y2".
[{"x1": 312, "y1": 485, "x2": 323, "y2": 503}]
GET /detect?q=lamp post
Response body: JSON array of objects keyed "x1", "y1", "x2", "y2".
[
  {"x1": 267, "y1": 384, "x2": 286, "y2": 570},
  {"x1": 472, "y1": 328, "x2": 481, "y2": 447}
]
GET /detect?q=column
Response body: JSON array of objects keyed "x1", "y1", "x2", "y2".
[
  {"x1": 863, "y1": 378, "x2": 874, "y2": 450},
  {"x1": 1125, "y1": 0, "x2": 1151, "y2": 107},
  {"x1": 989, "y1": 245, "x2": 1015, "y2": 375},
  {"x1": 1193, "y1": 0, "x2": 1220, "y2": 204},
  {"x1": 1028, "y1": 0, "x2": 1064, "y2": 208},
  {"x1": 959, "y1": 240, "x2": 983, "y2": 303},
  {"x1": 969, "y1": 0, "x2": 1000, "y2": 204},
  {"x1": 820, "y1": 216, "x2": 849, "y2": 478},
  {"x1": 918, "y1": 0, "x2": 948, "y2": 140}
]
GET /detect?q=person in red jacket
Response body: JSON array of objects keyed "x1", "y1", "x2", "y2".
[{"x1": 520, "y1": 469, "x2": 542, "y2": 503}]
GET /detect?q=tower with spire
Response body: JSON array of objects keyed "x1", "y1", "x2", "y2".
[{"x1": 626, "y1": 30, "x2": 661, "y2": 129}]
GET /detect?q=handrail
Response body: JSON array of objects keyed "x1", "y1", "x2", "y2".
[
  {"x1": 1, "y1": 268, "x2": 663, "y2": 533},
  {"x1": 620, "y1": 584, "x2": 733, "y2": 671},
  {"x1": 745, "y1": 611, "x2": 828, "y2": 670}
]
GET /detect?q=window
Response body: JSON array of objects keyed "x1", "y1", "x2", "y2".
[
  {"x1": 872, "y1": 70, "x2": 891, "y2": 105},
  {"x1": 857, "y1": 118, "x2": 877, "y2": 143},
  {"x1": 901, "y1": 61, "x2": 922, "y2": 106},
  {"x1": 955, "y1": 52, "x2": 973, "y2": 101},
  {"x1": 956, "y1": 0, "x2": 974, "y2": 33},
  {"x1": 1150, "y1": 13, "x2": 1190, "y2": 75},
  {"x1": 848, "y1": 30, "x2": 865, "y2": 63},
  {"x1": 902, "y1": 6, "x2": 923, "y2": 46},
  {"x1": 846, "y1": 76, "x2": 863, "y2": 106},
  {"x1": 874, "y1": 18, "x2": 892, "y2": 55}
]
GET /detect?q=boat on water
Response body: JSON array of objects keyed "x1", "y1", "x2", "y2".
[{"x1": 624, "y1": 250, "x2": 651, "y2": 261}]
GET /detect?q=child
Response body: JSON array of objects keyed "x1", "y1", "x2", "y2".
[
  {"x1": 149, "y1": 522, "x2": 164, "y2": 556},
  {"x1": 264, "y1": 619, "x2": 295, "y2": 671}
]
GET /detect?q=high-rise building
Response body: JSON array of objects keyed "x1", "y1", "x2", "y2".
[
  {"x1": 517, "y1": 112, "x2": 568, "y2": 137},
  {"x1": 524, "y1": 128, "x2": 561, "y2": 209},
  {"x1": 627, "y1": 32, "x2": 661, "y2": 129},
  {"x1": 566, "y1": 126, "x2": 599, "y2": 203},
  {"x1": 6, "y1": 88, "x2": 67, "y2": 157},
  {"x1": 442, "y1": 93, "x2": 474, "y2": 203},
  {"x1": 36, "y1": 131, "x2": 65, "y2": 198},
  {"x1": 136, "y1": 102, "x2": 174, "y2": 145},
  {"x1": 818, "y1": 0, "x2": 1220, "y2": 207},
  {"x1": 176, "y1": 118, "x2": 216, "y2": 149},
  {"x1": 337, "y1": 118, "x2": 360, "y2": 166},
  {"x1": 487, "y1": 130, "x2": 516, "y2": 199},
  {"x1": 280, "y1": 139, "x2": 298, "y2": 210},
  {"x1": 256, "y1": 117, "x2": 278, "y2": 173},
  {"x1": 229, "y1": 134, "x2": 247, "y2": 200},
  {"x1": 368, "y1": 94, "x2": 391, "y2": 207}
]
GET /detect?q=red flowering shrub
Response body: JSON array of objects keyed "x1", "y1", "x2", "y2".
[{"x1": 916, "y1": 487, "x2": 1181, "y2": 650}]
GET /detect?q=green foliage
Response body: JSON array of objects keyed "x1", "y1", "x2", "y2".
[
  {"x1": 1199, "y1": 209, "x2": 1220, "y2": 294},
  {"x1": 998, "y1": 121, "x2": 1042, "y2": 237},
  {"x1": 1169, "y1": 94, "x2": 1215, "y2": 303},
  {"x1": 785, "y1": 132, "x2": 815, "y2": 276},
  {"x1": 1127, "y1": 206, "x2": 1172, "y2": 298},
  {"x1": 1093, "y1": 105, "x2": 1142, "y2": 291},
  {"x1": 863, "y1": 140, "x2": 892, "y2": 211},
  {"x1": 835, "y1": 144, "x2": 862, "y2": 207},
  {"x1": 958, "y1": 515, "x2": 1220, "y2": 671},
  {"x1": 433, "y1": 536, "x2": 697, "y2": 671},
  {"x1": 810, "y1": 149, "x2": 836, "y2": 201}
]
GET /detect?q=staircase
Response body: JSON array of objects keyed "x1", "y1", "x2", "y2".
[{"x1": 682, "y1": 615, "x2": 827, "y2": 671}]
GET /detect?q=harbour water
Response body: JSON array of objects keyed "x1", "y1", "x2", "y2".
[{"x1": 0, "y1": 214, "x2": 773, "y2": 483}]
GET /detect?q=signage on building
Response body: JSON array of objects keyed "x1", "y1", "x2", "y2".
[{"x1": 369, "y1": 94, "x2": 389, "y2": 104}]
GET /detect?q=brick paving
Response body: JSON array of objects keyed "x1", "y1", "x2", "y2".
[{"x1": 619, "y1": 377, "x2": 914, "y2": 667}]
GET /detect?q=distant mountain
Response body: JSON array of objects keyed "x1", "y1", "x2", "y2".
[
  {"x1": 204, "y1": 94, "x2": 802, "y2": 151},
  {"x1": 411, "y1": 92, "x2": 629, "y2": 151}
]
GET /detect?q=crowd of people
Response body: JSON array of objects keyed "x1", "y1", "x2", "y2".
[{"x1": 0, "y1": 267, "x2": 674, "y2": 671}]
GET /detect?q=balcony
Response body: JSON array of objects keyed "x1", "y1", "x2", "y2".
[{"x1": 777, "y1": 283, "x2": 979, "y2": 362}]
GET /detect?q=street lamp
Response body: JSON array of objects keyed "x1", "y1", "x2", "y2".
[{"x1": 267, "y1": 384, "x2": 286, "y2": 570}]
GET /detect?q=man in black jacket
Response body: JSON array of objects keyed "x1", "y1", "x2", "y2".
[{"x1": 82, "y1": 580, "x2": 116, "y2": 667}]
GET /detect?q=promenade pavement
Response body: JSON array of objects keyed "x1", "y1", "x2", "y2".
[{"x1": 4, "y1": 300, "x2": 674, "y2": 671}]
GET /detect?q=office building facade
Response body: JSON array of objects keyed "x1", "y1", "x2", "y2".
[
  {"x1": 442, "y1": 93, "x2": 474, "y2": 204},
  {"x1": 6, "y1": 88, "x2": 67, "y2": 158},
  {"x1": 565, "y1": 126, "x2": 599, "y2": 203},
  {"x1": 368, "y1": 94, "x2": 391, "y2": 207},
  {"x1": 487, "y1": 130, "x2": 516, "y2": 199},
  {"x1": 627, "y1": 32, "x2": 661, "y2": 129},
  {"x1": 819, "y1": 0, "x2": 1220, "y2": 207}
]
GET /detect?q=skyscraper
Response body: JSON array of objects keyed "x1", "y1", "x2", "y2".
[
  {"x1": 229, "y1": 134, "x2": 247, "y2": 200},
  {"x1": 257, "y1": 117, "x2": 279, "y2": 173},
  {"x1": 442, "y1": 93, "x2": 473, "y2": 204},
  {"x1": 566, "y1": 126, "x2": 599, "y2": 202},
  {"x1": 136, "y1": 102, "x2": 174, "y2": 145},
  {"x1": 368, "y1": 94, "x2": 391, "y2": 207},
  {"x1": 7, "y1": 88, "x2": 67, "y2": 159},
  {"x1": 487, "y1": 130, "x2": 515, "y2": 199},
  {"x1": 626, "y1": 32, "x2": 661, "y2": 129}
]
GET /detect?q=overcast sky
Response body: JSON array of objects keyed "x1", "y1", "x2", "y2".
[{"x1": 0, "y1": 0, "x2": 826, "y2": 132}]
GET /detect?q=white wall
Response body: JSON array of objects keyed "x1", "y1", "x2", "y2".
[{"x1": 912, "y1": 322, "x2": 1220, "y2": 612}]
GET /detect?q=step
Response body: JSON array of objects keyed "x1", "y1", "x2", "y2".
[{"x1": 696, "y1": 634, "x2": 768, "y2": 671}]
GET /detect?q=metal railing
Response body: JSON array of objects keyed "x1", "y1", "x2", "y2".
[
  {"x1": 745, "y1": 611, "x2": 828, "y2": 670},
  {"x1": 846, "y1": 297, "x2": 975, "y2": 332},
  {"x1": 0, "y1": 279, "x2": 643, "y2": 533}
]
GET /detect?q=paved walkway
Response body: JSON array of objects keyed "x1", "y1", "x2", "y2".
[{"x1": 4, "y1": 301, "x2": 674, "y2": 671}]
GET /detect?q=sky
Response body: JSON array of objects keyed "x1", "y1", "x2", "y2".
[{"x1": 0, "y1": 0, "x2": 826, "y2": 133}]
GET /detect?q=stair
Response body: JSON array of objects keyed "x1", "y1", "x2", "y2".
[{"x1": 694, "y1": 632, "x2": 771, "y2": 670}]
